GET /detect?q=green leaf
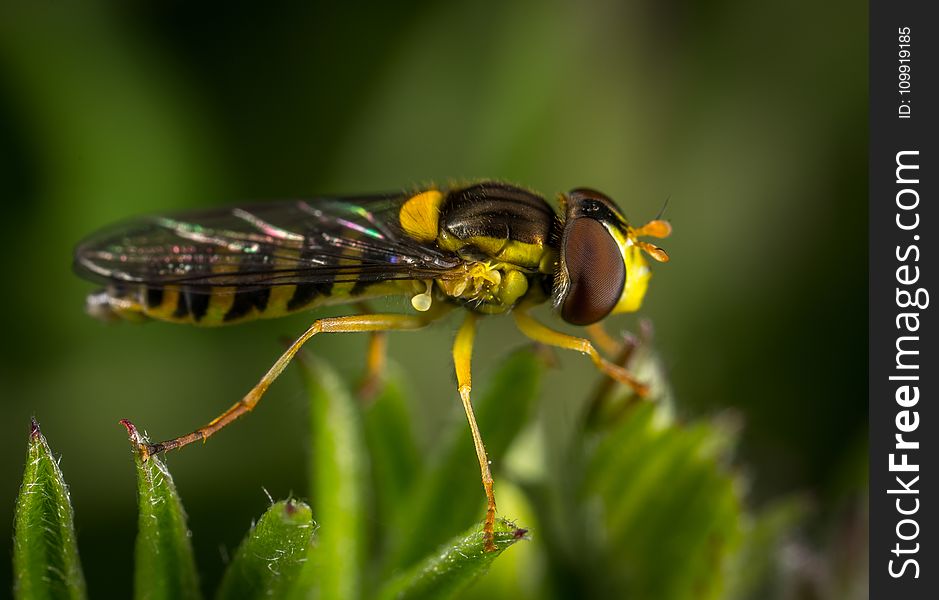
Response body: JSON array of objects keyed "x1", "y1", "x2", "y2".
[
  {"x1": 391, "y1": 347, "x2": 543, "y2": 569},
  {"x1": 289, "y1": 354, "x2": 368, "y2": 600},
  {"x1": 13, "y1": 418, "x2": 87, "y2": 600},
  {"x1": 363, "y1": 364, "x2": 422, "y2": 548},
  {"x1": 216, "y1": 499, "x2": 315, "y2": 600},
  {"x1": 121, "y1": 420, "x2": 201, "y2": 600},
  {"x1": 583, "y1": 402, "x2": 744, "y2": 600},
  {"x1": 376, "y1": 519, "x2": 528, "y2": 600}
]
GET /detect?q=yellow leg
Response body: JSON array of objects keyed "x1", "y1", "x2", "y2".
[
  {"x1": 358, "y1": 330, "x2": 388, "y2": 399},
  {"x1": 513, "y1": 307, "x2": 649, "y2": 396},
  {"x1": 585, "y1": 322, "x2": 621, "y2": 357},
  {"x1": 355, "y1": 301, "x2": 388, "y2": 399},
  {"x1": 141, "y1": 310, "x2": 446, "y2": 459},
  {"x1": 586, "y1": 333, "x2": 641, "y2": 426},
  {"x1": 452, "y1": 312, "x2": 498, "y2": 552}
]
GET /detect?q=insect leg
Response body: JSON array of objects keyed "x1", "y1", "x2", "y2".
[
  {"x1": 452, "y1": 311, "x2": 498, "y2": 552},
  {"x1": 584, "y1": 322, "x2": 622, "y2": 357},
  {"x1": 356, "y1": 302, "x2": 388, "y2": 400},
  {"x1": 513, "y1": 307, "x2": 649, "y2": 396},
  {"x1": 359, "y1": 330, "x2": 388, "y2": 399},
  {"x1": 585, "y1": 334, "x2": 641, "y2": 427},
  {"x1": 141, "y1": 308, "x2": 450, "y2": 459}
]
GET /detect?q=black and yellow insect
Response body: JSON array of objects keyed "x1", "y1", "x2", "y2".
[{"x1": 74, "y1": 181, "x2": 670, "y2": 550}]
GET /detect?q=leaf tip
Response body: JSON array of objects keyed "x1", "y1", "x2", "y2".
[
  {"x1": 29, "y1": 416, "x2": 41, "y2": 441},
  {"x1": 495, "y1": 517, "x2": 530, "y2": 543},
  {"x1": 119, "y1": 418, "x2": 138, "y2": 438},
  {"x1": 119, "y1": 419, "x2": 154, "y2": 461},
  {"x1": 283, "y1": 498, "x2": 298, "y2": 516}
]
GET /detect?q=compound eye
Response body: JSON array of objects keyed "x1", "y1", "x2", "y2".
[{"x1": 560, "y1": 218, "x2": 626, "y2": 326}]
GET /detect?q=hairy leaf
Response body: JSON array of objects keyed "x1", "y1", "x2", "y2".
[
  {"x1": 377, "y1": 519, "x2": 528, "y2": 600},
  {"x1": 217, "y1": 499, "x2": 315, "y2": 600},
  {"x1": 122, "y1": 420, "x2": 200, "y2": 600},
  {"x1": 289, "y1": 354, "x2": 368, "y2": 600},
  {"x1": 13, "y1": 418, "x2": 87, "y2": 600},
  {"x1": 584, "y1": 402, "x2": 744, "y2": 599}
]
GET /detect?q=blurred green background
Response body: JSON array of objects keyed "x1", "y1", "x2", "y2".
[{"x1": 0, "y1": 0, "x2": 866, "y2": 597}]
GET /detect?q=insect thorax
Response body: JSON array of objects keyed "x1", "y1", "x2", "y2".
[{"x1": 430, "y1": 183, "x2": 560, "y2": 313}]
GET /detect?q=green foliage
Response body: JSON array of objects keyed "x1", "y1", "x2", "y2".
[
  {"x1": 390, "y1": 348, "x2": 544, "y2": 569},
  {"x1": 13, "y1": 419, "x2": 86, "y2": 600},
  {"x1": 377, "y1": 519, "x2": 529, "y2": 600},
  {"x1": 584, "y1": 403, "x2": 742, "y2": 599},
  {"x1": 217, "y1": 500, "x2": 315, "y2": 600},
  {"x1": 289, "y1": 355, "x2": 369, "y2": 599},
  {"x1": 516, "y1": 347, "x2": 746, "y2": 599},
  {"x1": 363, "y1": 369, "x2": 423, "y2": 542},
  {"x1": 122, "y1": 421, "x2": 201, "y2": 600},
  {"x1": 10, "y1": 345, "x2": 795, "y2": 599}
]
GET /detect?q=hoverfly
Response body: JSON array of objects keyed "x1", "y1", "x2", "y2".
[{"x1": 74, "y1": 181, "x2": 670, "y2": 550}]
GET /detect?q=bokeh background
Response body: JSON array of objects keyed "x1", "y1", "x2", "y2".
[{"x1": 0, "y1": 1, "x2": 866, "y2": 597}]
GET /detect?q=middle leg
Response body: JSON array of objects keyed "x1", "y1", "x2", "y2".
[
  {"x1": 356, "y1": 302, "x2": 389, "y2": 400},
  {"x1": 452, "y1": 311, "x2": 498, "y2": 552}
]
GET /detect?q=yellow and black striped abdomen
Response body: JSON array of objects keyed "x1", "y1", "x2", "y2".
[{"x1": 87, "y1": 279, "x2": 413, "y2": 326}]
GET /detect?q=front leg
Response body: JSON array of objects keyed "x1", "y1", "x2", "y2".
[{"x1": 513, "y1": 306, "x2": 648, "y2": 397}]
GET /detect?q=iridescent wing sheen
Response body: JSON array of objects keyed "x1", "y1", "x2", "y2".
[{"x1": 74, "y1": 194, "x2": 462, "y2": 293}]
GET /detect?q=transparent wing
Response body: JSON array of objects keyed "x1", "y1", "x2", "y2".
[{"x1": 74, "y1": 194, "x2": 461, "y2": 292}]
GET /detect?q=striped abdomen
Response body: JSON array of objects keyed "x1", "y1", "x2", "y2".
[{"x1": 86, "y1": 279, "x2": 412, "y2": 326}]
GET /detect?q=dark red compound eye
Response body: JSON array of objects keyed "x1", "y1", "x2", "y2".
[{"x1": 560, "y1": 218, "x2": 626, "y2": 326}]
